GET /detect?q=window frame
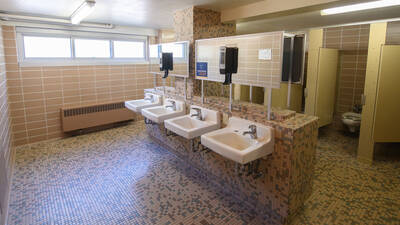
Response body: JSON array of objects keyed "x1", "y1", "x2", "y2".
[
  {"x1": 112, "y1": 39, "x2": 146, "y2": 59},
  {"x1": 160, "y1": 42, "x2": 186, "y2": 59},
  {"x1": 149, "y1": 41, "x2": 188, "y2": 63},
  {"x1": 19, "y1": 33, "x2": 74, "y2": 60},
  {"x1": 73, "y1": 37, "x2": 112, "y2": 59},
  {"x1": 16, "y1": 27, "x2": 148, "y2": 67}
]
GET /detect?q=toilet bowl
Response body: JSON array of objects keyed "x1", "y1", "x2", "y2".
[{"x1": 342, "y1": 112, "x2": 361, "y2": 132}]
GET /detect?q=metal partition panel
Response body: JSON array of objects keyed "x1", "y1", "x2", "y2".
[
  {"x1": 315, "y1": 48, "x2": 339, "y2": 127},
  {"x1": 373, "y1": 45, "x2": 400, "y2": 142}
]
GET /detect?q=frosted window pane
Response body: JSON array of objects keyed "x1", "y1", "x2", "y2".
[
  {"x1": 24, "y1": 36, "x2": 71, "y2": 58},
  {"x1": 74, "y1": 39, "x2": 110, "y2": 58},
  {"x1": 161, "y1": 43, "x2": 184, "y2": 58},
  {"x1": 149, "y1": 45, "x2": 159, "y2": 58},
  {"x1": 114, "y1": 41, "x2": 144, "y2": 58}
]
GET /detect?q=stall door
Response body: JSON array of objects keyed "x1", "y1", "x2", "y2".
[
  {"x1": 373, "y1": 45, "x2": 400, "y2": 142},
  {"x1": 305, "y1": 48, "x2": 339, "y2": 127}
]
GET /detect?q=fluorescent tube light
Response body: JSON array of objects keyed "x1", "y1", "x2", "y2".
[
  {"x1": 321, "y1": 0, "x2": 400, "y2": 15},
  {"x1": 71, "y1": 0, "x2": 96, "y2": 24}
]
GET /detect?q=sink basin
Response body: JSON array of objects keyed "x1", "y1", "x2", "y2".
[
  {"x1": 125, "y1": 93, "x2": 162, "y2": 113},
  {"x1": 164, "y1": 106, "x2": 221, "y2": 139},
  {"x1": 201, "y1": 117, "x2": 274, "y2": 164},
  {"x1": 141, "y1": 98, "x2": 186, "y2": 124}
]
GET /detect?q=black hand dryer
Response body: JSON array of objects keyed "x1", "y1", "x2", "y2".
[
  {"x1": 160, "y1": 52, "x2": 173, "y2": 78},
  {"x1": 219, "y1": 46, "x2": 238, "y2": 85}
]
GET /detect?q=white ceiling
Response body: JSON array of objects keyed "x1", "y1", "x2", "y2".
[
  {"x1": 2, "y1": 0, "x2": 400, "y2": 33},
  {"x1": 0, "y1": 0, "x2": 262, "y2": 28},
  {"x1": 236, "y1": 6, "x2": 400, "y2": 34}
]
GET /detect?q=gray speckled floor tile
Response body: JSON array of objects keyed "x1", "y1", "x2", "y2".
[
  {"x1": 8, "y1": 122, "x2": 263, "y2": 225},
  {"x1": 7, "y1": 122, "x2": 400, "y2": 225}
]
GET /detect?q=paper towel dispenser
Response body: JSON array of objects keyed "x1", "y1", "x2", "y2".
[
  {"x1": 160, "y1": 52, "x2": 173, "y2": 78},
  {"x1": 219, "y1": 46, "x2": 238, "y2": 85}
]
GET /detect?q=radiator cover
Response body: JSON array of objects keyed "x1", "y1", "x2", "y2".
[{"x1": 61, "y1": 102, "x2": 135, "y2": 132}]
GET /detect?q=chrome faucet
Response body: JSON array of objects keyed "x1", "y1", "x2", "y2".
[
  {"x1": 243, "y1": 125, "x2": 257, "y2": 139},
  {"x1": 191, "y1": 107, "x2": 203, "y2": 120},
  {"x1": 144, "y1": 95, "x2": 154, "y2": 103},
  {"x1": 165, "y1": 100, "x2": 176, "y2": 111}
]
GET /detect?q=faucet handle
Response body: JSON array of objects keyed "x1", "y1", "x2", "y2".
[
  {"x1": 145, "y1": 95, "x2": 154, "y2": 102},
  {"x1": 249, "y1": 124, "x2": 257, "y2": 131},
  {"x1": 191, "y1": 107, "x2": 201, "y2": 112}
]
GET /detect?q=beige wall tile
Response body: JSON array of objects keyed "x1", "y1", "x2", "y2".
[
  {"x1": 29, "y1": 135, "x2": 47, "y2": 143},
  {"x1": 2, "y1": 25, "x2": 152, "y2": 146},
  {"x1": 324, "y1": 25, "x2": 370, "y2": 128}
]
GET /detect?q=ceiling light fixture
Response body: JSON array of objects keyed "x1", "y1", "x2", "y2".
[
  {"x1": 321, "y1": 0, "x2": 400, "y2": 15},
  {"x1": 0, "y1": 12, "x2": 113, "y2": 29},
  {"x1": 70, "y1": 0, "x2": 96, "y2": 24}
]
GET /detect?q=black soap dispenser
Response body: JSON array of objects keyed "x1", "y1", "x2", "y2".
[
  {"x1": 160, "y1": 52, "x2": 173, "y2": 78},
  {"x1": 219, "y1": 46, "x2": 238, "y2": 85}
]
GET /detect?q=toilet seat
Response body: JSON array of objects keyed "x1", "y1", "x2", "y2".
[
  {"x1": 342, "y1": 112, "x2": 361, "y2": 132},
  {"x1": 342, "y1": 112, "x2": 361, "y2": 122}
]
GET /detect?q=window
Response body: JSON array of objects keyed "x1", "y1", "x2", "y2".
[
  {"x1": 114, "y1": 41, "x2": 144, "y2": 58},
  {"x1": 149, "y1": 44, "x2": 159, "y2": 58},
  {"x1": 161, "y1": 43, "x2": 184, "y2": 58},
  {"x1": 74, "y1": 39, "x2": 110, "y2": 58},
  {"x1": 16, "y1": 27, "x2": 148, "y2": 66},
  {"x1": 23, "y1": 36, "x2": 71, "y2": 58}
]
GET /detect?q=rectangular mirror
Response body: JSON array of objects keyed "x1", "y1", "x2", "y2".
[
  {"x1": 149, "y1": 41, "x2": 189, "y2": 78},
  {"x1": 195, "y1": 32, "x2": 284, "y2": 89}
]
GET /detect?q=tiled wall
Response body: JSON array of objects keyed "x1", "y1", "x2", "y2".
[
  {"x1": 386, "y1": 21, "x2": 400, "y2": 44},
  {"x1": 158, "y1": 29, "x2": 176, "y2": 43},
  {"x1": 0, "y1": 26, "x2": 13, "y2": 225},
  {"x1": 173, "y1": 7, "x2": 236, "y2": 98},
  {"x1": 323, "y1": 24, "x2": 370, "y2": 128},
  {"x1": 2, "y1": 26, "x2": 154, "y2": 146}
]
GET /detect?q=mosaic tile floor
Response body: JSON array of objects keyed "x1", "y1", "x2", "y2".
[
  {"x1": 8, "y1": 122, "x2": 400, "y2": 225},
  {"x1": 293, "y1": 128, "x2": 400, "y2": 225}
]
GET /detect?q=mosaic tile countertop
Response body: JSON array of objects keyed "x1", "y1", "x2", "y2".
[
  {"x1": 144, "y1": 88, "x2": 316, "y2": 130},
  {"x1": 8, "y1": 121, "x2": 400, "y2": 224},
  {"x1": 144, "y1": 87, "x2": 319, "y2": 224}
]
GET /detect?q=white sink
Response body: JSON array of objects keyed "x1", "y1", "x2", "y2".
[
  {"x1": 201, "y1": 117, "x2": 274, "y2": 164},
  {"x1": 164, "y1": 106, "x2": 221, "y2": 139},
  {"x1": 141, "y1": 98, "x2": 186, "y2": 124},
  {"x1": 125, "y1": 93, "x2": 162, "y2": 113}
]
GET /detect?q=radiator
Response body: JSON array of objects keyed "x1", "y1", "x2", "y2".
[{"x1": 61, "y1": 102, "x2": 135, "y2": 132}]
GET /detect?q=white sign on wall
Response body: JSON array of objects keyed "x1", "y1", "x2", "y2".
[{"x1": 258, "y1": 48, "x2": 272, "y2": 60}]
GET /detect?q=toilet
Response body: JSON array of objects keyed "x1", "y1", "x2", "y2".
[{"x1": 341, "y1": 112, "x2": 362, "y2": 132}]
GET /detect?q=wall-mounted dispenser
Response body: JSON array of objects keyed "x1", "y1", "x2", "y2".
[
  {"x1": 160, "y1": 52, "x2": 173, "y2": 78},
  {"x1": 219, "y1": 46, "x2": 238, "y2": 85}
]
